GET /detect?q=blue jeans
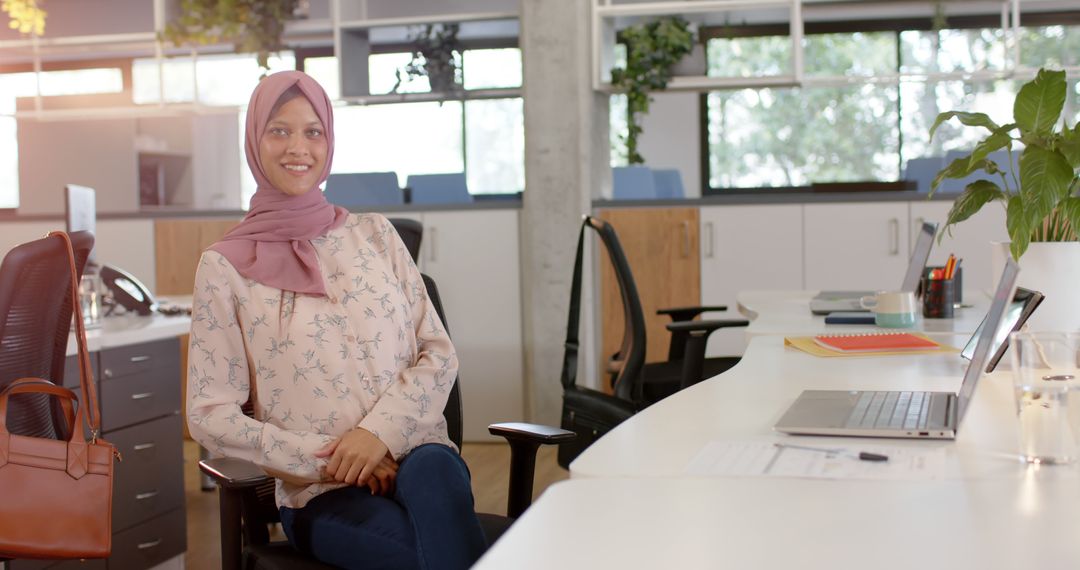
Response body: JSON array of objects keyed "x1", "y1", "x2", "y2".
[{"x1": 279, "y1": 443, "x2": 487, "y2": 570}]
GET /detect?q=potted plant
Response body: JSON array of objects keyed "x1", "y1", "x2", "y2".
[
  {"x1": 610, "y1": 17, "x2": 694, "y2": 164},
  {"x1": 929, "y1": 68, "x2": 1080, "y2": 330},
  {"x1": 392, "y1": 23, "x2": 462, "y2": 95},
  {"x1": 163, "y1": 0, "x2": 301, "y2": 71},
  {"x1": 2, "y1": 0, "x2": 45, "y2": 35}
]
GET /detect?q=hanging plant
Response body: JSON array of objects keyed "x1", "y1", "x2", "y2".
[
  {"x1": 163, "y1": 0, "x2": 300, "y2": 71},
  {"x1": 610, "y1": 17, "x2": 694, "y2": 164},
  {"x1": 392, "y1": 23, "x2": 463, "y2": 95},
  {"x1": 2, "y1": 0, "x2": 45, "y2": 35}
]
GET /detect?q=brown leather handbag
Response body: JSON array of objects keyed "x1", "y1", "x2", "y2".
[{"x1": 0, "y1": 231, "x2": 118, "y2": 559}]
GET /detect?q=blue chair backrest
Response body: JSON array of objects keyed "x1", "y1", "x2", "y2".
[
  {"x1": 324, "y1": 172, "x2": 403, "y2": 207},
  {"x1": 406, "y1": 173, "x2": 471, "y2": 204},
  {"x1": 612, "y1": 166, "x2": 657, "y2": 200},
  {"x1": 940, "y1": 150, "x2": 1013, "y2": 193},
  {"x1": 651, "y1": 169, "x2": 685, "y2": 199},
  {"x1": 903, "y1": 156, "x2": 945, "y2": 193}
]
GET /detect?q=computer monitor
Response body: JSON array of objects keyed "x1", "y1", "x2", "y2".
[{"x1": 64, "y1": 184, "x2": 97, "y2": 267}]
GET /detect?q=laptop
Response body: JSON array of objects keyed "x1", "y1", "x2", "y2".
[
  {"x1": 775, "y1": 256, "x2": 1020, "y2": 439},
  {"x1": 809, "y1": 222, "x2": 938, "y2": 315},
  {"x1": 960, "y1": 286, "x2": 1044, "y2": 374}
]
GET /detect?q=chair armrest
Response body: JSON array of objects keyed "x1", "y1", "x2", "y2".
[
  {"x1": 488, "y1": 422, "x2": 577, "y2": 519},
  {"x1": 665, "y1": 318, "x2": 749, "y2": 334},
  {"x1": 199, "y1": 457, "x2": 272, "y2": 490},
  {"x1": 488, "y1": 422, "x2": 576, "y2": 445},
  {"x1": 657, "y1": 305, "x2": 729, "y2": 322}
]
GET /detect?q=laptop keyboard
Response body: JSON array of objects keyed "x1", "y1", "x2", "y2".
[{"x1": 844, "y1": 391, "x2": 935, "y2": 430}]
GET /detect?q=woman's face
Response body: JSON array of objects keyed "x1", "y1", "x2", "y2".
[{"x1": 258, "y1": 95, "x2": 328, "y2": 196}]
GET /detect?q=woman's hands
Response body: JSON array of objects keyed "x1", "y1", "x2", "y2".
[{"x1": 315, "y1": 428, "x2": 398, "y2": 496}]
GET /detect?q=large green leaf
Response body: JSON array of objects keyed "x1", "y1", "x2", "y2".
[
  {"x1": 1019, "y1": 146, "x2": 1074, "y2": 223},
  {"x1": 929, "y1": 111, "x2": 1001, "y2": 141},
  {"x1": 967, "y1": 127, "x2": 1014, "y2": 169},
  {"x1": 1014, "y1": 68, "x2": 1067, "y2": 137},
  {"x1": 930, "y1": 155, "x2": 991, "y2": 195},
  {"x1": 946, "y1": 180, "x2": 1005, "y2": 230},
  {"x1": 1058, "y1": 122, "x2": 1080, "y2": 169},
  {"x1": 1006, "y1": 195, "x2": 1032, "y2": 259},
  {"x1": 1061, "y1": 196, "x2": 1080, "y2": 241}
]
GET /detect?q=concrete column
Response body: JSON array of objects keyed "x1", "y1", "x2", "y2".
[{"x1": 520, "y1": 0, "x2": 610, "y2": 424}]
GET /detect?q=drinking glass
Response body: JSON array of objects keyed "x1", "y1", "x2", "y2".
[{"x1": 1009, "y1": 331, "x2": 1080, "y2": 464}]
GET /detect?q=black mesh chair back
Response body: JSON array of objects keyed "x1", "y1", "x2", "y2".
[
  {"x1": 0, "y1": 231, "x2": 93, "y2": 439},
  {"x1": 388, "y1": 218, "x2": 423, "y2": 264}
]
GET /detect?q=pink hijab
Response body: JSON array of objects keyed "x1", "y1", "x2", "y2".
[{"x1": 209, "y1": 71, "x2": 348, "y2": 296}]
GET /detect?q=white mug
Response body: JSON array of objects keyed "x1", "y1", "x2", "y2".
[{"x1": 859, "y1": 291, "x2": 917, "y2": 328}]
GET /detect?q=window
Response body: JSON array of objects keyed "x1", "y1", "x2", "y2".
[
  {"x1": 0, "y1": 67, "x2": 125, "y2": 208},
  {"x1": 301, "y1": 48, "x2": 524, "y2": 199},
  {"x1": 699, "y1": 21, "x2": 1080, "y2": 193},
  {"x1": 706, "y1": 32, "x2": 899, "y2": 188},
  {"x1": 132, "y1": 53, "x2": 297, "y2": 105}
]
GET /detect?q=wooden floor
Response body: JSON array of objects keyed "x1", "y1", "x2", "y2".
[{"x1": 183, "y1": 440, "x2": 569, "y2": 569}]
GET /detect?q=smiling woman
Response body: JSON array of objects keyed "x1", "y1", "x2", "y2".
[{"x1": 258, "y1": 87, "x2": 329, "y2": 197}]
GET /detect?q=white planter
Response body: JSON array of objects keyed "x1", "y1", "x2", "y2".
[{"x1": 991, "y1": 241, "x2": 1080, "y2": 332}]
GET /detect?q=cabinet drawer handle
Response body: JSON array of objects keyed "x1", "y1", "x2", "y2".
[
  {"x1": 680, "y1": 221, "x2": 691, "y2": 258},
  {"x1": 704, "y1": 222, "x2": 715, "y2": 259},
  {"x1": 137, "y1": 539, "x2": 162, "y2": 550},
  {"x1": 135, "y1": 490, "x2": 159, "y2": 501},
  {"x1": 888, "y1": 218, "x2": 900, "y2": 255},
  {"x1": 131, "y1": 392, "x2": 155, "y2": 400},
  {"x1": 133, "y1": 442, "x2": 157, "y2": 451},
  {"x1": 103, "y1": 368, "x2": 113, "y2": 379},
  {"x1": 129, "y1": 355, "x2": 151, "y2": 363}
]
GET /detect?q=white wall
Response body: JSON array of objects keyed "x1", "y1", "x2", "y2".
[{"x1": 0, "y1": 219, "x2": 157, "y2": 293}]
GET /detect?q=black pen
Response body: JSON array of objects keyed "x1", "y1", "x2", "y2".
[{"x1": 774, "y1": 442, "x2": 889, "y2": 462}]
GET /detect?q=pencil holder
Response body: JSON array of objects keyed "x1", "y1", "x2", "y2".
[
  {"x1": 924, "y1": 266, "x2": 962, "y2": 303},
  {"x1": 922, "y1": 277, "x2": 956, "y2": 318}
]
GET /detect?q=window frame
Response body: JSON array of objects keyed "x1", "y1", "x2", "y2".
[{"x1": 697, "y1": 10, "x2": 1080, "y2": 196}]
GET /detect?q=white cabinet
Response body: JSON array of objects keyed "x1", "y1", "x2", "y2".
[
  {"x1": 804, "y1": 202, "x2": 910, "y2": 291},
  {"x1": 419, "y1": 209, "x2": 524, "y2": 441},
  {"x1": 910, "y1": 200, "x2": 1008, "y2": 292},
  {"x1": 700, "y1": 204, "x2": 803, "y2": 357}
]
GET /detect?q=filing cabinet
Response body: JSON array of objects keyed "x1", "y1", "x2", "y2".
[{"x1": 11, "y1": 338, "x2": 186, "y2": 570}]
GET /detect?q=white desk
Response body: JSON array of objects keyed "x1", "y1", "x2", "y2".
[
  {"x1": 475, "y1": 335, "x2": 1080, "y2": 568},
  {"x1": 65, "y1": 311, "x2": 191, "y2": 356},
  {"x1": 475, "y1": 476, "x2": 1080, "y2": 570},
  {"x1": 570, "y1": 335, "x2": 1032, "y2": 479},
  {"x1": 737, "y1": 290, "x2": 990, "y2": 339}
]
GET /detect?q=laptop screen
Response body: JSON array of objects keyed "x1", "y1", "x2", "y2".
[
  {"x1": 960, "y1": 287, "x2": 1044, "y2": 373},
  {"x1": 900, "y1": 222, "x2": 938, "y2": 292},
  {"x1": 955, "y1": 258, "x2": 1020, "y2": 425}
]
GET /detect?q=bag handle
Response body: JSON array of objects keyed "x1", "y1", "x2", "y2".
[
  {"x1": 0, "y1": 379, "x2": 82, "y2": 442},
  {"x1": 46, "y1": 231, "x2": 101, "y2": 439}
]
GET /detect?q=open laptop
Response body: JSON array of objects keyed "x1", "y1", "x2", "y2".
[
  {"x1": 960, "y1": 286, "x2": 1044, "y2": 373},
  {"x1": 775, "y1": 256, "x2": 1019, "y2": 439},
  {"x1": 809, "y1": 222, "x2": 938, "y2": 315}
]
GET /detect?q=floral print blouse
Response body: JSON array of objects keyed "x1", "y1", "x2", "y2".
[{"x1": 186, "y1": 213, "x2": 458, "y2": 508}]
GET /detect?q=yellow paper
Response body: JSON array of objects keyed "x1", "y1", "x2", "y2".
[{"x1": 784, "y1": 334, "x2": 958, "y2": 358}]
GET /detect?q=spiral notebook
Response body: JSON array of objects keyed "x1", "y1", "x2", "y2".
[
  {"x1": 785, "y1": 332, "x2": 955, "y2": 357},
  {"x1": 813, "y1": 332, "x2": 940, "y2": 353}
]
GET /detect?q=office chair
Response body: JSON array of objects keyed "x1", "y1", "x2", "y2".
[
  {"x1": 557, "y1": 217, "x2": 747, "y2": 467},
  {"x1": 612, "y1": 166, "x2": 657, "y2": 200},
  {"x1": 324, "y1": 172, "x2": 404, "y2": 208},
  {"x1": 386, "y1": 217, "x2": 422, "y2": 264},
  {"x1": 902, "y1": 156, "x2": 944, "y2": 194},
  {"x1": 652, "y1": 169, "x2": 686, "y2": 199},
  {"x1": 199, "y1": 274, "x2": 573, "y2": 570},
  {"x1": 0, "y1": 230, "x2": 94, "y2": 440},
  {"x1": 405, "y1": 173, "x2": 472, "y2": 205}
]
